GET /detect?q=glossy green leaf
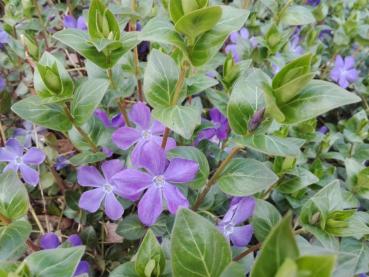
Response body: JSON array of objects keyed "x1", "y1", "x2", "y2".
[
  {"x1": 0, "y1": 171, "x2": 29, "y2": 221},
  {"x1": 0, "y1": 220, "x2": 31, "y2": 261},
  {"x1": 25, "y1": 246, "x2": 85, "y2": 277},
  {"x1": 251, "y1": 199, "x2": 281, "y2": 242},
  {"x1": 275, "y1": 258, "x2": 298, "y2": 277},
  {"x1": 277, "y1": 167, "x2": 319, "y2": 194},
  {"x1": 175, "y1": 7, "x2": 222, "y2": 45},
  {"x1": 233, "y1": 134, "x2": 303, "y2": 157},
  {"x1": 143, "y1": 50, "x2": 181, "y2": 108},
  {"x1": 68, "y1": 151, "x2": 107, "y2": 166},
  {"x1": 135, "y1": 229, "x2": 165, "y2": 277},
  {"x1": 227, "y1": 69, "x2": 271, "y2": 135},
  {"x1": 217, "y1": 158, "x2": 278, "y2": 196},
  {"x1": 71, "y1": 79, "x2": 109, "y2": 125},
  {"x1": 188, "y1": 6, "x2": 249, "y2": 66},
  {"x1": 281, "y1": 5, "x2": 316, "y2": 26},
  {"x1": 187, "y1": 75, "x2": 218, "y2": 96},
  {"x1": 11, "y1": 96, "x2": 72, "y2": 131},
  {"x1": 169, "y1": 0, "x2": 208, "y2": 23},
  {"x1": 280, "y1": 80, "x2": 361, "y2": 124},
  {"x1": 152, "y1": 105, "x2": 201, "y2": 139},
  {"x1": 167, "y1": 146, "x2": 209, "y2": 189},
  {"x1": 171, "y1": 208, "x2": 231, "y2": 277},
  {"x1": 110, "y1": 262, "x2": 139, "y2": 277},
  {"x1": 296, "y1": 255, "x2": 336, "y2": 277},
  {"x1": 219, "y1": 262, "x2": 245, "y2": 277},
  {"x1": 250, "y1": 213, "x2": 299, "y2": 277},
  {"x1": 116, "y1": 214, "x2": 146, "y2": 240}
]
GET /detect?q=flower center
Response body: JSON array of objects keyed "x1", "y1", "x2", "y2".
[
  {"x1": 153, "y1": 175, "x2": 165, "y2": 188},
  {"x1": 15, "y1": 156, "x2": 22, "y2": 165},
  {"x1": 103, "y1": 183, "x2": 113, "y2": 193},
  {"x1": 213, "y1": 122, "x2": 221, "y2": 129},
  {"x1": 223, "y1": 223, "x2": 234, "y2": 236},
  {"x1": 141, "y1": 130, "x2": 152, "y2": 140}
]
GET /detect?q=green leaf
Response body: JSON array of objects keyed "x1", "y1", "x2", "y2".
[
  {"x1": 296, "y1": 255, "x2": 336, "y2": 277},
  {"x1": 188, "y1": 6, "x2": 249, "y2": 66},
  {"x1": 171, "y1": 208, "x2": 231, "y2": 277},
  {"x1": 0, "y1": 220, "x2": 31, "y2": 261},
  {"x1": 25, "y1": 246, "x2": 85, "y2": 277},
  {"x1": 206, "y1": 89, "x2": 229, "y2": 116},
  {"x1": 68, "y1": 151, "x2": 107, "y2": 166},
  {"x1": 152, "y1": 105, "x2": 201, "y2": 139},
  {"x1": 275, "y1": 258, "x2": 298, "y2": 277},
  {"x1": 135, "y1": 229, "x2": 165, "y2": 277},
  {"x1": 187, "y1": 75, "x2": 218, "y2": 96},
  {"x1": 11, "y1": 96, "x2": 72, "y2": 131},
  {"x1": 280, "y1": 80, "x2": 361, "y2": 124},
  {"x1": 251, "y1": 199, "x2": 282, "y2": 242},
  {"x1": 219, "y1": 262, "x2": 245, "y2": 277},
  {"x1": 34, "y1": 52, "x2": 74, "y2": 103},
  {"x1": 227, "y1": 69, "x2": 271, "y2": 135},
  {"x1": 281, "y1": 5, "x2": 316, "y2": 26},
  {"x1": 233, "y1": 134, "x2": 303, "y2": 157},
  {"x1": 110, "y1": 262, "x2": 139, "y2": 277},
  {"x1": 250, "y1": 213, "x2": 299, "y2": 277},
  {"x1": 143, "y1": 50, "x2": 180, "y2": 108},
  {"x1": 217, "y1": 158, "x2": 278, "y2": 196},
  {"x1": 277, "y1": 167, "x2": 319, "y2": 194},
  {"x1": 116, "y1": 215, "x2": 146, "y2": 240},
  {"x1": 167, "y1": 146, "x2": 209, "y2": 189},
  {"x1": 0, "y1": 171, "x2": 29, "y2": 221},
  {"x1": 169, "y1": 0, "x2": 208, "y2": 23},
  {"x1": 175, "y1": 7, "x2": 222, "y2": 45},
  {"x1": 71, "y1": 79, "x2": 110, "y2": 125}
]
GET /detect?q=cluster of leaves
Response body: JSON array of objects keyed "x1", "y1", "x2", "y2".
[{"x1": 1, "y1": 0, "x2": 369, "y2": 276}]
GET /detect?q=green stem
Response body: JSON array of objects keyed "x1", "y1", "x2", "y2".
[
  {"x1": 106, "y1": 68, "x2": 116, "y2": 89},
  {"x1": 63, "y1": 104, "x2": 99, "y2": 152},
  {"x1": 171, "y1": 61, "x2": 189, "y2": 106},
  {"x1": 192, "y1": 146, "x2": 242, "y2": 211}
]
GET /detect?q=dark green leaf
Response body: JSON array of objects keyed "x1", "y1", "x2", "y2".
[
  {"x1": 68, "y1": 151, "x2": 107, "y2": 166},
  {"x1": 281, "y1": 5, "x2": 316, "y2": 26},
  {"x1": 116, "y1": 215, "x2": 146, "y2": 241},
  {"x1": 296, "y1": 255, "x2": 336, "y2": 277}
]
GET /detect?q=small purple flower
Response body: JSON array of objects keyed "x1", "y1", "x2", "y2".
[
  {"x1": 94, "y1": 109, "x2": 125, "y2": 128},
  {"x1": 307, "y1": 0, "x2": 320, "y2": 7},
  {"x1": 0, "y1": 139, "x2": 45, "y2": 186},
  {"x1": 217, "y1": 197, "x2": 255, "y2": 247},
  {"x1": 39, "y1": 233, "x2": 89, "y2": 276},
  {"x1": 318, "y1": 126, "x2": 329, "y2": 134},
  {"x1": 112, "y1": 143, "x2": 199, "y2": 226},
  {"x1": 0, "y1": 29, "x2": 9, "y2": 46},
  {"x1": 112, "y1": 102, "x2": 176, "y2": 166},
  {"x1": 12, "y1": 121, "x2": 46, "y2": 148},
  {"x1": 0, "y1": 76, "x2": 5, "y2": 92},
  {"x1": 63, "y1": 15, "x2": 87, "y2": 31},
  {"x1": 77, "y1": 159, "x2": 128, "y2": 220},
  {"x1": 330, "y1": 55, "x2": 359, "y2": 89},
  {"x1": 55, "y1": 154, "x2": 73, "y2": 171},
  {"x1": 196, "y1": 108, "x2": 229, "y2": 144},
  {"x1": 289, "y1": 34, "x2": 304, "y2": 56},
  {"x1": 319, "y1": 29, "x2": 333, "y2": 41},
  {"x1": 225, "y1": 27, "x2": 257, "y2": 63}
]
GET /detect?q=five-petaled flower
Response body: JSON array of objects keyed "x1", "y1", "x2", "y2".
[
  {"x1": 0, "y1": 139, "x2": 45, "y2": 186},
  {"x1": 113, "y1": 143, "x2": 199, "y2": 226},
  {"x1": 77, "y1": 159, "x2": 130, "y2": 220},
  {"x1": 12, "y1": 121, "x2": 46, "y2": 148},
  {"x1": 63, "y1": 15, "x2": 87, "y2": 31},
  {"x1": 112, "y1": 102, "x2": 176, "y2": 166},
  {"x1": 196, "y1": 108, "x2": 229, "y2": 144},
  {"x1": 330, "y1": 55, "x2": 359, "y2": 89},
  {"x1": 217, "y1": 197, "x2": 255, "y2": 247}
]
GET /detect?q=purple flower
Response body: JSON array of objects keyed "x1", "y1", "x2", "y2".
[
  {"x1": 63, "y1": 15, "x2": 87, "y2": 31},
  {"x1": 330, "y1": 55, "x2": 359, "y2": 89},
  {"x1": 319, "y1": 29, "x2": 333, "y2": 41},
  {"x1": 307, "y1": 0, "x2": 320, "y2": 6},
  {"x1": 0, "y1": 139, "x2": 45, "y2": 186},
  {"x1": 12, "y1": 121, "x2": 46, "y2": 148},
  {"x1": 77, "y1": 160, "x2": 128, "y2": 220},
  {"x1": 318, "y1": 126, "x2": 329, "y2": 134},
  {"x1": 112, "y1": 102, "x2": 176, "y2": 166},
  {"x1": 196, "y1": 108, "x2": 229, "y2": 144},
  {"x1": 0, "y1": 75, "x2": 5, "y2": 91},
  {"x1": 112, "y1": 143, "x2": 199, "y2": 226},
  {"x1": 225, "y1": 27, "x2": 257, "y2": 63},
  {"x1": 55, "y1": 154, "x2": 72, "y2": 171},
  {"x1": 39, "y1": 233, "x2": 89, "y2": 276},
  {"x1": 217, "y1": 197, "x2": 255, "y2": 247},
  {"x1": 0, "y1": 29, "x2": 9, "y2": 46},
  {"x1": 289, "y1": 34, "x2": 304, "y2": 56},
  {"x1": 94, "y1": 109, "x2": 125, "y2": 128}
]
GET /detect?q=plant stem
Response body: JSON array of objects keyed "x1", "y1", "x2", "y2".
[
  {"x1": 29, "y1": 205, "x2": 45, "y2": 234},
  {"x1": 32, "y1": 0, "x2": 49, "y2": 50},
  {"x1": 106, "y1": 68, "x2": 116, "y2": 89},
  {"x1": 0, "y1": 213, "x2": 11, "y2": 224},
  {"x1": 0, "y1": 119, "x2": 6, "y2": 146},
  {"x1": 118, "y1": 98, "x2": 131, "y2": 127},
  {"x1": 192, "y1": 146, "x2": 242, "y2": 211},
  {"x1": 233, "y1": 243, "x2": 262, "y2": 261},
  {"x1": 161, "y1": 127, "x2": 170, "y2": 149},
  {"x1": 63, "y1": 104, "x2": 99, "y2": 152}
]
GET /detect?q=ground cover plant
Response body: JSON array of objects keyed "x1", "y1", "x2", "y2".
[{"x1": 1, "y1": 0, "x2": 369, "y2": 276}]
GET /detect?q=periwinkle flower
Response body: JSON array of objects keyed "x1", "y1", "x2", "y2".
[
  {"x1": 0, "y1": 75, "x2": 5, "y2": 92},
  {"x1": 318, "y1": 126, "x2": 329, "y2": 134},
  {"x1": 12, "y1": 121, "x2": 46, "y2": 148},
  {"x1": 196, "y1": 108, "x2": 229, "y2": 144},
  {"x1": 330, "y1": 55, "x2": 359, "y2": 89},
  {"x1": 113, "y1": 143, "x2": 199, "y2": 226},
  {"x1": 64, "y1": 15, "x2": 87, "y2": 31},
  {"x1": 0, "y1": 29, "x2": 9, "y2": 46},
  {"x1": 225, "y1": 27, "x2": 257, "y2": 63},
  {"x1": 94, "y1": 109, "x2": 125, "y2": 128},
  {"x1": 289, "y1": 34, "x2": 304, "y2": 56},
  {"x1": 0, "y1": 139, "x2": 45, "y2": 186},
  {"x1": 307, "y1": 0, "x2": 320, "y2": 6},
  {"x1": 217, "y1": 197, "x2": 255, "y2": 247},
  {"x1": 55, "y1": 154, "x2": 72, "y2": 171},
  {"x1": 39, "y1": 233, "x2": 89, "y2": 276},
  {"x1": 112, "y1": 102, "x2": 176, "y2": 166},
  {"x1": 77, "y1": 159, "x2": 129, "y2": 220}
]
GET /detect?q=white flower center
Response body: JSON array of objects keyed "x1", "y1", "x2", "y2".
[
  {"x1": 15, "y1": 157, "x2": 23, "y2": 165},
  {"x1": 223, "y1": 223, "x2": 234, "y2": 236},
  {"x1": 153, "y1": 175, "x2": 165, "y2": 188},
  {"x1": 103, "y1": 183, "x2": 113, "y2": 193},
  {"x1": 141, "y1": 130, "x2": 152, "y2": 140}
]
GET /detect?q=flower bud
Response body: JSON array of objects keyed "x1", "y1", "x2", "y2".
[
  {"x1": 37, "y1": 63, "x2": 63, "y2": 95},
  {"x1": 248, "y1": 108, "x2": 265, "y2": 132},
  {"x1": 324, "y1": 210, "x2": 355, "y2": 236}
]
